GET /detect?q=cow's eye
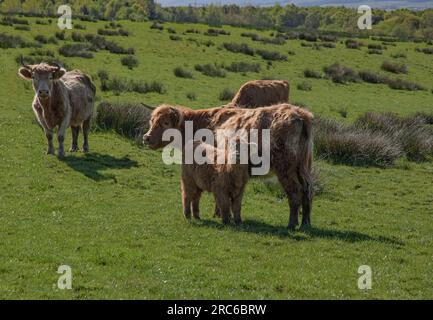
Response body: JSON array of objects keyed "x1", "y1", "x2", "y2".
[{"x1": 164, "y1": 121, "x2": 170, "y2": 126}]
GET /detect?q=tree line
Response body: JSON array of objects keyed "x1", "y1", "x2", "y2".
[{"x1": 1, "y1": 0, "x2": 433, "y2": 39}]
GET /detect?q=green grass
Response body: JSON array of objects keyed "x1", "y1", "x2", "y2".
[{"x1": 0, "y1": 17, "x2": 432, "y2": 299}]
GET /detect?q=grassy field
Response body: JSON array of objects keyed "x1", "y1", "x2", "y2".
[{"x1": 0, "y1": 16, "x2": 432, "y2": 299}]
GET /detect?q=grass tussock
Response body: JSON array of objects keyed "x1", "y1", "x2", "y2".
[
  {"x1": 222, "y1": 42, "x2": 255, "y2": 56},
  {"x1": 194, "y1": 63, "x2": 226, "y2": 77},
  {"x1": 121, "y1": 55, "x2": 139, "y2": 69},
  {"x1": 59, "y1": 44, "x2": 94, "y2": 58},
  {"x1": 219, "y1": 88, "x2": 235, "y2": 101},
  {"x1": 324, "y1": 63, "x2": 359, "y2": 84},
  {"x1": 0, "y1": 33, "x2": 39, "y2": 48},
  {"x1": 381, "y1": 61, "x2": 408, "y2": 74},
  {"x1": 223, "y1": 62, "x2": 261, "y2": 73},
  {"x1": 96, "y1": 102, "x2": 151, "y2": 142},
  {"x1": 297, "y1": 81, "x2": 313, "y2": 91},
  {"x1": 304, "y1": 69, "x2": 322, "y2": 79},
  {"x1": 174, "y1": 66, "x2": 193, "y2": 78},
  {"x1": 256, "y1": 49, "x2": 287, "y2": 61},
  {"x1": 100, "y1": 76, "x2": 166, "y2": 95}
]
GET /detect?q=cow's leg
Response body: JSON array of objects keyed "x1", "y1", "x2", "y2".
[
  {"x1": 181, "y1": 180, "x2": 192, "y2": 220},
  {"x1": 82, "y1": 117, "x2": 91, "y2": 153},
  {"x1": 231, "y1": 192, "x2": 244, "y2": 225},
  {"x1": 215, "y1": 193, "x2": 231, "y2": 224},
  {"x1": 57, "y1": 109, "x2": 71, "y2": 158},
  {"x1": 70, "y1": 126, "x2": 80, "y2": 152},
  {"x1": 191, "y1": 190, "x2": 202, "y2": 220},
  {"x1": 213, "y1": 204, "x2": 221, "y2": 218},
  {"x1": 276, "y1": 170, "x2": 303, "y2": 230},
  {"x1": 44, "y1": 128, "x2": 55, "y2": 155}
]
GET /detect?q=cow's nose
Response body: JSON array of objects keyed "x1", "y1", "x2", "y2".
[{"x1": 38, "y1": 90, "x2": 49, "y2": 97}]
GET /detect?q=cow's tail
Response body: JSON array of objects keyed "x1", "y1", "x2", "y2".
[{"x1": 298, "y1": 112, "x2": 314, "y2": 224}]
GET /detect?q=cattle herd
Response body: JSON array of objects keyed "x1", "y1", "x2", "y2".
[{"x1": 18, "y1": 63, "x2": 314, "y2": 230}]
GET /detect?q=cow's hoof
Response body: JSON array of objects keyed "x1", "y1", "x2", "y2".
[
  {"x1": 46, "y1": 149, "x2": 55, "y2": 155},
  {"x1": 69, "y1": 147, "x2": 79, "y2": 152},
  {"x1": 287, "y1": 224, "x2": 297, "y2": 231},
  {"x1": 82, "y1": 145, "x2": 89, "y2": 153}
]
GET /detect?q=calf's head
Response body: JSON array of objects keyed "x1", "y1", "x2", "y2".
[
  {"x1": 143, "y1": 105, "x2": 183, "y2": 149},
  {"x1": 18, "y1": 63, "x2": 66, "y2": 100}
]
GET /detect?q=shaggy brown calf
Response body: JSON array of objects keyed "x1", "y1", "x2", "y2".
[
  {"x1": 181, "y1": 140, "x2": 250, "y2": 224},
  {"x1": 230, "y1": 80, "x2": 289, "y2": 108},
  {"x1": 143, "y1": 103, "x2": 313, "y2": 230},
  {"x1": 18, "y1": 63, "x2": 96, "y2": 157}
]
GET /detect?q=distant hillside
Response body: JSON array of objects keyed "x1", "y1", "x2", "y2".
[{"x1": 157, "y1": 0, "x2": 433, "y2": 9}]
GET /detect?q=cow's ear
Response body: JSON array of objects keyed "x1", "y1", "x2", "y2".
[
  {"x1": 169, "y1": 107, "x2": 183, "y2": 128},
  {"x1": 53, "y1": 68, "x2": 66, "y2": 79},
  {"x1": 18, "y1": 67, "x2": 33, "y2": 80}
]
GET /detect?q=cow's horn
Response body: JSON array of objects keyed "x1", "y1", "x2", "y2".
[{"x1": 141, "y1": 103, "x2": 156, "y2": 110}]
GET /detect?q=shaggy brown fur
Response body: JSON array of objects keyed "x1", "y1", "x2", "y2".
[
  {"x1": 18, "y1": 63, "x2": 95, "y2": 157},
  {"x1": 143, "y1": 103, "x2": 314, "y2": 230},
  {"x1": 181, "y1": 141, "x2": 250, "y2": 224},
  {"x1": 230, "y1": 80, "x2": 289, "y2": 108}
]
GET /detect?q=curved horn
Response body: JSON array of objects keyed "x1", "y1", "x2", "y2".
[
  {"x1": 19, "y1": 55, "x2": 30, "y2": 69},
  {"x1": 50, "y1": 62, "x2": 61, "y2": 70},
  {"x1": 141, "y1": 102, "x2": 156, "y2": 111}
]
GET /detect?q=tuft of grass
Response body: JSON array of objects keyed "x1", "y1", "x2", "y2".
[
  {"x1": 223, "y1": 62, "x2": 261, "y2": 73},
  {"x1": 101, "y1": 77, "x2": 166, "y2": 95},
  {"x1": 186, "y1": 92, "x2": 197, "y2": 100},
  {"x1": 256, "y1": 49, "x2": 287, "y2": 61},
  {"x1": 381, "y1": 61, "x2": 408, "y2": 74},
  {"x1": 59, "y1": 44, "x2": 94, "y2": 58},
  {"x1": 174, "y1": 67, "x2": 193, "y2": 78},
  {"x1": 314, "y1": 117, "x2": 403, "y2": 167},
  {"x1": 297, "y1": 81, "x2": 313, "y2": 91},
  {"x1": 194, "y1": 63, "x2": 226, "y2": 77},
  {"x1": 304, "y1": 69, "x2": 322, "y2": 79},
  {"x1": 345, "y1": 39, "x2": 363, "y2": 49},
  {"x1": 96, "y1": 102, "x2": 151, "y2": 142},
  {"x1": 218, "y1": 88, "x2": 235, "y2": 101},
  {"x1": 121, "y1": 55, "x2": 139, "y2": 70},
  {"x1": 222, "y1": 42, "x2": 254, "y2": 56},
  {"x1": 324, "y1": 63, "x2": 359, "y2": 84}
]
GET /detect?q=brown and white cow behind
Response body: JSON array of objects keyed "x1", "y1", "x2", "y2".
[
  {"x1": 230, "y1": 80, "x2": 289, "y2": 108},
  {"x1": 18, "y1": 63, "x2": 96, "y2": 157},
  {"x1": 143, "y1": 103, "x2": 313, "y2": 230}
]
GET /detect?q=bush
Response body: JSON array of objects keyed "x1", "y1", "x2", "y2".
[
  {"x1": 222, "y1": 42, "x2": 254, "y2": 56},
  {"x1": 194, "y1": 64, "x2": 226, "y2": 77},
  {"x1": 304, "y1": 69, "x2": 322, "y2": 79},
  {"x1": 96, "y1": 102, "x2": 151, "y2": 142},
  {"x1": 71, "y1": 32, "x2": 85, "y2": 42},
  {"x1": 121, "y1": 55, "x2": 138, "y2": 69},
  {"x1": 381, "y1": 61, "x2": 408, "y2": 74},
  {"x1": 14, "y1": 25, "x2": 30, "y2": 31},
  {"x1": 174, "y1": 67, "x2": 193, "y2": 78},
  {"x1": 391, "y1": 52, "x2": 407, "y2": 58},
  {"x1": 1, "y1": 16, "x2": 28, "y2": 25},
  {"x1": 167, "y1": 27, "x2": 176, "y2": 34},
  {"x1": 169, "y1": 35, "x2": 182, "y2": 41},
  {"x1": 299, "y1": 32, "x2": 317, "y2": 42},
  {"x1": 223, "y1": 62, "x2": 261, "y2": 73},
  {"x1": 219, "y1": 88, "x2": 235, "y2": 101},
  {"x1": 75, "y1": 23, "x2": 86, "y2": 30},
  {"x1": 324, "y1": 63, "x2": 359, "y2": 84},
  {"x1": 185, "y1": 28, "x2": 200, "y2": 34},
  {"x1": 416, "y1": 47, "x2": 433, "y2": 54},
  {"x1": 55, "y1": 31, "x2": 66, "y2": 40},
  {"x1": 59, "y1": 44, "x2": 94, "y2": 58},
  {"x1": 319, "y1": 34, "x2": 338, "y2": 42},
  {"x1": 98, "y1": 29, "x2": 129, "y2": 36},
  {"x1": 368, "y1": 44, "x2": 384, "y2": 50},
  {"x1": 256, "y1": 49, "x2": 287, "y2": 61},
  {"x1": 97, "y1": 70, "x2": 109, "y2": 81},
  {"x1": 150, "y1": 22, "x2": 163, "y2": 31},
  {"x1": 101, "y1": 77, "x2": 166, "y2": 95},
  {"x1": 345, "y1": 39, "x2": 363, "y2": 49},
  {"x1": 314, "y1": 117, "x2": 403, "y2": 167},
  {"x1": 355, "y1": 112, "x2": 433, "y2": 162},
  {"x1": 186, "y1": 92, "x2": 196, "y2": 100},
  {"x1": 358, "y1": 70, "x2": 389, "y2": 84},
  {"x1": 205, "y1": 28, "x2": 230, "y2": 36},
  {"x1": 386, "y1": 78, "x2": 425, "y2": 91},
  {"x1": 320, "y1": 42, "x2": 336, "y2": 48},
  {"x1": 297, "y1": 81, "x2": 312, "y2": 91},
  {"x1": 368, "y1": 49, "x2": 383, "y2": 55},
  {"x1": 30, "y1": 49, "x2": 55, "y2": 57},
  {"x1": 0, "y1": 33, "x2": 38, "y2": 48}
]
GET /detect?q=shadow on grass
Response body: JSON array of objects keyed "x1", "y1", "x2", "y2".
[
  {"x1": 196, "y1": 218, "x2": 403, "y2": 245},
  {"x1": 62, "y1": 153, "x2": 138, "y2": 181}
]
